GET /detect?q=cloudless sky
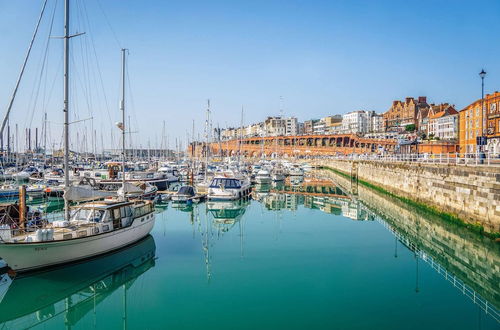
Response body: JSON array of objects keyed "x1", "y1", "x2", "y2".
[{"x1": 0, "y1": 0, "x2": 499, "y2": 151}]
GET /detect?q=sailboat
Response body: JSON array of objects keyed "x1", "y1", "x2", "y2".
[{"x1": 0, "y1": 1, "x2": 155, "y2": 273}]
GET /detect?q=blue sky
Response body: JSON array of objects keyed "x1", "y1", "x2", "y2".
[{"x1": 0, "y1": 0, "x2": 499, "y2": 150}]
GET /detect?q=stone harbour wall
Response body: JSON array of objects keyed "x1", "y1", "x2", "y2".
[{"x1": 314, "y1": 160, "x2": 500, "y2": 234}]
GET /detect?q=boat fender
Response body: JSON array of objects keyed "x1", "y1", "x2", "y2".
[
  {"x1": 25, "y1": 236, "x2": 33, "y2": 242},
  {"x1": 47, "y1": 228, "x2": 54, "y2": 240},
  {"x1": 42, "y1": 229, "x2": 48, "y2": 241},
  {"x1": 36, "y1": 229, "x2": 43, "y2": 242}
]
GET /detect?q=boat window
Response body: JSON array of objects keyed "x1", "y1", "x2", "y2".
[
  {"x1": 209, "y1": 178, "x2": 241, "y2": 189},
  {"x1": 178, "y1": 186, "x2": 194, "y2": 195},
  {"x1": 120, "y1": 206, "x2": 133, "y2": 218},
  {"x1": 134, "y1": 203, "x2": 152, "y2": 217},
  {"x1": 226, "y1": 179, "x2": 241, "y2": 189},
  {"x1": 73, "y1": 209, "x2": 104, "y2": 222},
  {"x1": 113, "y1": 208, "x2": 121, "y2": 220},
  {"x1": 102, "y1": 211, "x2": 111, "y2": 222}
]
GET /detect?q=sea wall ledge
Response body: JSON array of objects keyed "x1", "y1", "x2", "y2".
[{"x1": 312, "y1": 160, "x2": 500, "y2": 235}]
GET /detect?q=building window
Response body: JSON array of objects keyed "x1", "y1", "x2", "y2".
[{"x1": 491, "y1": 102, "x2": 497, "y2": 113}]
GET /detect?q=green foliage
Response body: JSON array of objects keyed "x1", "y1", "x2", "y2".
[{"x1": 405, "y1": 124, "x2": 416, "y2": 132}]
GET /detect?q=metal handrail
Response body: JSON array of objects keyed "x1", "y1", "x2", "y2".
[
  {"x1": 309, "y1": 152, "x2": 500, "y2": 166},
  {"x1": 376, "y1": 217, "x2": 500, "y2": 323}
]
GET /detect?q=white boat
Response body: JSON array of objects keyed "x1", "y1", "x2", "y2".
[
  {"x1": 0, "y1": 199, "x2": 155, "y2": 272},
  {"x1": 12, "y1": 167, "x2": 41, "y2": 181},
  {"x1": 288, "y1": 164, "x2": 304, "y2": 177},
  {"x1": 207, "y1": 174, "x2": 252, "y2": 201},
  {"x1": 255, "y1": 170, "x2": 272, "y2": 184},
  {"x1": 271, "y1": 166, "x2": 285, "y2": 182},
  {"x1": 157, "y1": 166, "x2": 179, "y2": 183}
]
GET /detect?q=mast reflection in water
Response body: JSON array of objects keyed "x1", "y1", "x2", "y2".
[
  {"x1": 0, "y1": 235, "x2": 156, "y2": 329},
  {"x1": 0, "y1": 177, "x2": 497, "y2": 329}
]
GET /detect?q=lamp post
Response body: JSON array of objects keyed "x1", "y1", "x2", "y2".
[
  {"x1": 479, "y1": 69, "x2": 487, "y2": 135},
  {"x1": 479, "y1": 69, "x2": 487, "y2": 155}
]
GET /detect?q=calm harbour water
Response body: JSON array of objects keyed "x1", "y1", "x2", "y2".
[{"x1": 0, "y1": 180, "x2": 498, "y2": 330}]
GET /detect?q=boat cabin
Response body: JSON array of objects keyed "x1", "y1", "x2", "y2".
[
  {"x1": 70, "y1": 200, "x2": 153, "y2": 231},
  {"x1": 209, "y1": 178, "x2": 242, "y2": 189}
]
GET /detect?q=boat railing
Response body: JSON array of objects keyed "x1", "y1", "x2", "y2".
[
  {"x1": 0, "y1": 211, "x2": 112, "y2": 243},
  {"x1": 0, "y1": 211, "x2": 49, "y2": 242}
]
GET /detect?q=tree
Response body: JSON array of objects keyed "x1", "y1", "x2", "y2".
[{"x1": 405, "y1": 124, "x2": 416, "y2": 132}]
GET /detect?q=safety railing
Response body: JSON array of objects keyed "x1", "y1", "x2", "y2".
[
  {"x1": 309, "y1": 152, "x2": 500, "y2": 166},
  {"x1": 375, "y1": 217, "x2": 500, "y2": 323}
]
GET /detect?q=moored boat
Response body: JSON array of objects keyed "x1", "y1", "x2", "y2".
[
  {"x1": 207, "y1": 174, "x2": 251, "y2": 201},
  {"x1": 0, "y1": 199, "x2": 155, "y2": 272},
  {"x1": 255, "y1": 169, "x2": 272, "y2": 184}
]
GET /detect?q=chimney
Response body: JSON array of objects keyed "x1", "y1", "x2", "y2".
[
  {"x1": 405, "y1": 97, "x2": 412, "y2": 104},
  {"x1": 418, "y1": 96, "x2": 427, "y2": 104}
]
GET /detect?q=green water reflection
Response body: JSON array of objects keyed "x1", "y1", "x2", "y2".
[{"x1": 0, "y1": 179, "x2": 498, "y2": 329}]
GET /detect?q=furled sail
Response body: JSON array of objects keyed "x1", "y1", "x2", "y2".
[{"x1": 64, "y1": 186, "x2": 115, "y2": 202}]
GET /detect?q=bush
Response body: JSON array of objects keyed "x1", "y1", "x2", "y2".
[{"x1": 405, "y1": 124, "x2": 416, "y2": 132}]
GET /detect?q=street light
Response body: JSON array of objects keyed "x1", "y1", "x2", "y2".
[
  {"x1": 479, "y1": 70, "x2": 487, "y2": 156},
  {"x1": 479, "y1": 69, "x2": 486, "y2": 135}
]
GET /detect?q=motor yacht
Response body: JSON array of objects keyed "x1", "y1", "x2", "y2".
[
  {"x1": 207, "y1": 173, "x2": 251, "y2": 201},
  {"x1": 255, "y1": 169, "x2": 272, "y2": 184},
  {"x1": 271, "y1": 166, "x2": 286, "y2": 182}
]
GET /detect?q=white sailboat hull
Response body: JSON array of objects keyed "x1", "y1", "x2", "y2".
[{"x1": 0, "y1": 214, "x2": 155, "y2": 272}]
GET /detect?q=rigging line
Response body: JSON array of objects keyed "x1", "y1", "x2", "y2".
[
  {"x1": 70, "y1": 47, "x2": 93, "y2": 121},
  {"x1": 125, "y1": 61, "x2": 139, "y2": 136},
  {"x1": 41, "y1": 0, "x2": 59, "y2": 116},
  {"x1": 82, "y1": 1, "x2": 114, "y2": 132},
  {"x1": 41, "y1": 52, "x2": 63, "y2": 116},
  {"x1": 0, "y1": 0, "x2": 49, "y2": 139},
  {"x1": 95, "y1": 0, "x2": 122, "y2": 49},
  {"x1": 27, "y1": 0, "x2": 59, "y2": 130},
  {"x1": 81, "y1": 0, "x2": 105, "y2": 125},
  {"x1": 76, "y1": 0, "x2": 94, "y2": 117}
]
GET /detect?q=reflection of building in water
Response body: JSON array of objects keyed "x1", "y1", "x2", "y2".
[
  {"x1": 341, "y1": 201, "x2": 374, "y2": 221},
  {"x1": 302, "y1": 194, "x2": 374, "y2": 221},
  {"x1": 262, "y1": 180, "x2": 375, "y2": 221},
  {"x1": 0, "y1": 236, "x2": 156, "y2": 329},
  {"x1": 285, "y1": 194, "x2": 302, "y2": 211},
  {"x1": 263, "y1": 193, "x2": 303, "y2": 211},
  {"x1": 315, "y1": 168, "x2": 500, "y2": 323}
]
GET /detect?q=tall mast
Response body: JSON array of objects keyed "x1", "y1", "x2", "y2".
[
  {"x1": 63, "y1": 0, "x2": 71, "y2": 221},
  {"x1": 43, "y1": 112, "x2": 47, "y2": 164},
  {"x1": 238, "y1": 106, "x2": 243, "y2": 168},
  {"x1": 120, "y1": 48, "x2": 127, "y2": 194},
  {"x1": 204, "y1": 100, "x2": 210, "y2": 182}
]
